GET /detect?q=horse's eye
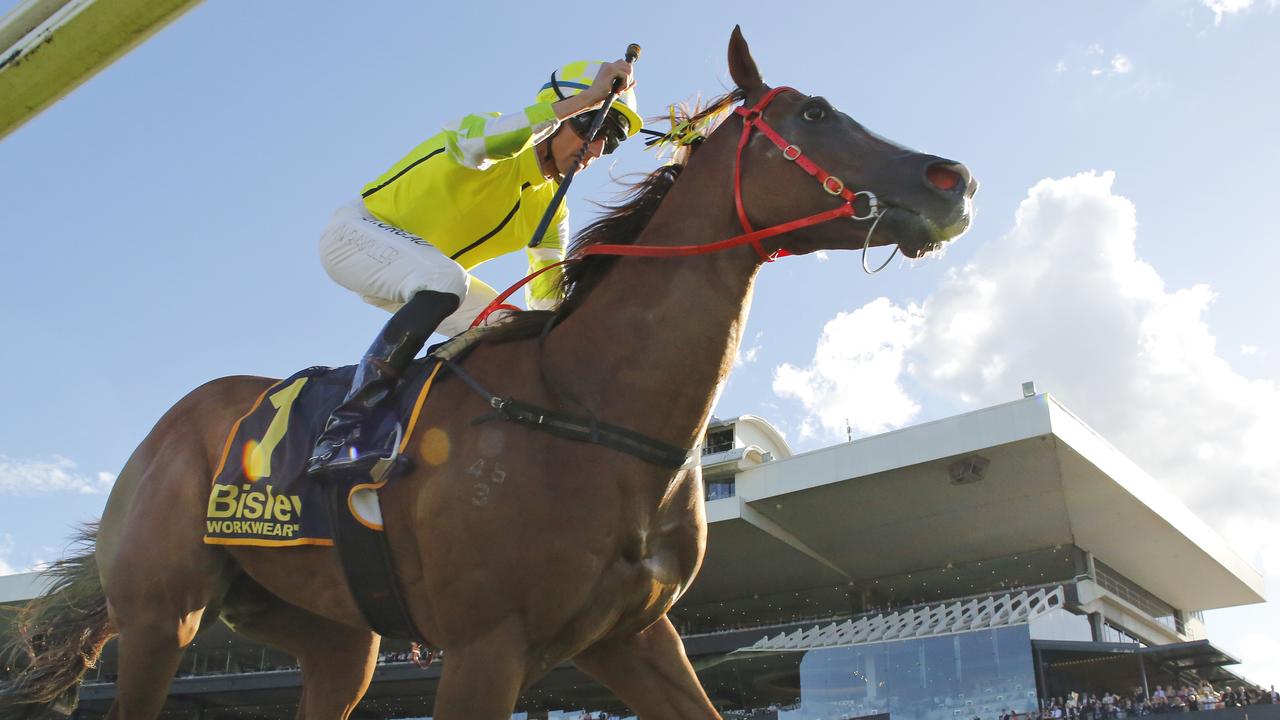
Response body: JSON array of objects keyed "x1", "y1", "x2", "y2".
[{"x1": 803, "y1": 106, "x2": 825, "y2": 121}]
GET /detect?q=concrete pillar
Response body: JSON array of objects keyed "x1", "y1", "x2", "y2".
[{"x1": 1088, "y1": 612, "x2": 1105, "y2": 642}]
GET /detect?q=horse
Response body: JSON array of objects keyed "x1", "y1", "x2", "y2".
[{"x1": 1, "y1": 27, "x2": 975, "y2": 720}]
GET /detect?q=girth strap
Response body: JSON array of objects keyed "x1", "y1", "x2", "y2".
[
  {"x1": 441, "y1": 358, "x2": 689, "y2": 469},
  {"x1": 321, "y1": 468, "x2": 431, "y2": 644}
]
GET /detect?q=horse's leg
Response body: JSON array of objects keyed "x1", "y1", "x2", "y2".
[
  {"x1": 221, "y1": 575, "x2": 380, "y2": 720},
  {"x1": 105, "y1": 621, "x2": 200, "y2": 720},
  {"x1": 573, "y1": 615, "x2": 720, "y2": 719},
  {"x1": 102, "y1": 551, "x2": 227, "y2": 720},
  {"x1": 100, "y1": 457, "x2": 236, "y2": 718},
  {"x1": 430, "y1": 619, "x2": 529, "y2": 720}
]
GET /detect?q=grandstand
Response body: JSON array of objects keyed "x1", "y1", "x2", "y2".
[{"x1": 0, "y1": 393, "x2": 1269, "y2": 718}]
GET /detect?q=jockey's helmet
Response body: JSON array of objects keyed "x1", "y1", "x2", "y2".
[{"x1": 538, "y1": 61, "x2": 644, "y2": 143}]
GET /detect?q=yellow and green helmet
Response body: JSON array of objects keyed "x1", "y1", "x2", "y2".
[{"x1": 538, "y1": 60, "x2": 644, "y2": 141}]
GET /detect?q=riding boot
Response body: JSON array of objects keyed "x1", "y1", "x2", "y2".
[{"x1": 307, "y1": 290, "x2": 461, "y2": 478}]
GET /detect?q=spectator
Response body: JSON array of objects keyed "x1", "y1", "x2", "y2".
[
  {"x1": 1199, "y1": 684, "x2": 1215, "y2": 711},
  {"x1": 1029, "y1": 683, "x2": 1280, "y2": 720},
  {"x1": 1133, "y1": 686, "x2": 1149, "y2": 715},
  {"x1": 1153, "y1": 686, "x2": 1168, "y2": 714},
  {"x1": 1221, "y1": 687, "x2": 1239, "y2": 708}
]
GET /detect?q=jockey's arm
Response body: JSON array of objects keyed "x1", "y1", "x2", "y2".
[
  {"x1": 525, "y1": 211, "x2": 568, "y2": 311},
  {"x1": 442, "y1": 59, "x2": 635, "y2": 171},
  {"x1": 441, "y1": 105, "x2": 560, "y2": 171}
]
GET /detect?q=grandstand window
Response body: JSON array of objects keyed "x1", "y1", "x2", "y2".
[
  {"x1": 706, "y1": 479, "x2": 736, "y2": 500},
  {"x1": 1100, "y1": 620, "x2": 1147, "y2": 646},
  {"x1": 1093, "y1": 559, "x2": 1181, "y2": 633},
  {"x1": 796, "y1": 625, "x2": 1038, "y2": 720},
  {"x1": 705, "y1": 427, "x2": 734, "y2": 454}
]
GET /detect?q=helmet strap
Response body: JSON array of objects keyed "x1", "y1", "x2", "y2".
[
  {"x1": 539, "y1": 130, "x2": 563, "y2": 182},
  {"x1": 549, "y1": 71, "x2": 567, "y2": 101}
]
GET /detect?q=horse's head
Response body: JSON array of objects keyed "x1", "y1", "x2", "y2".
[{"x1": 726, "y1": 27, "x2": 976, "y2": 261}]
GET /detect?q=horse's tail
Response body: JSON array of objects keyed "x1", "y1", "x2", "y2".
[{"x1": 0, "y1": 522, "x2": 113, "y2": 720}]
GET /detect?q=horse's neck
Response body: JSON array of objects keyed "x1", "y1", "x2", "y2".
[{"x1": 544, "y1": 131, "x2": 760, "y2": 454}]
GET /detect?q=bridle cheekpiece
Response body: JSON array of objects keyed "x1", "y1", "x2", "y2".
[{"x1": 731, "y1": 86, "x2": 892, "y2": 270}]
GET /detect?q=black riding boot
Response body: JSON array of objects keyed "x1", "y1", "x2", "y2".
[{"x1": 307, "y1": 290, "x2": 461, "y2": 478}]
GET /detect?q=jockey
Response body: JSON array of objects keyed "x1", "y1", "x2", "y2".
[{"x1": 309, "y1": 59, "x2": 642, "y2": 478}]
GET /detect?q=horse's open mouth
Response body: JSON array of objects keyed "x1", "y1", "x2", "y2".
[{"x1": 879, "y1": 203, "x2": 972, "y2": 259}]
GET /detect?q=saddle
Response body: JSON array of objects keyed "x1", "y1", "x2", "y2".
[{"x1": 203, "y1": 332, "x2": 489, "y2": 643}]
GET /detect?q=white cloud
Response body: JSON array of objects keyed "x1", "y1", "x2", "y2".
[
  {"x1": 0, "y1": 454, "x2": 116, "y2": 495},
  {"x1": 1242, "y1": 344, "x2": 1259, "y2": 355},
  {"x1": 1071, "y1": 44, "x2": 1137, "y2": 79},
  {"x1": 734, "y1": 331, "x2": 765, "y2": 367},
  {"x1": 775, "y1": 170, "x2": 1280, "y2": 677},
  {"x1": 1203, "y1": 0, "x2": 1255, "y2": 24},
  {"x1": 772, "y1": 297, "x2": 923, "y2": 439},
  {"x1": 1054, "y1": 60, "x2": 1068, "y2": 74}
]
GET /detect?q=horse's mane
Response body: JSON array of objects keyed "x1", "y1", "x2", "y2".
[{"x1": 482, "y1": 87, "x2": 747, "y2": 345}]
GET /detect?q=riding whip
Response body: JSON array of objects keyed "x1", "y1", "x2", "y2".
[{"x1": 528, "y1": 43, "x2": 641, "y2": 249}]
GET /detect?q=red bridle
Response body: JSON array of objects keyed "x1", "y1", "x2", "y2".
[
  {"x1": 473, "y1": 86, "x2": 883, "y2": 327},
  {"x1": 730, "y1": 86, "x2": 880, "y2": 261}
]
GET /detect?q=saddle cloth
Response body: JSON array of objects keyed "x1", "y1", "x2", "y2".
[{"x1": 203, "y1": 359, "x2": 444, "y2": 547}]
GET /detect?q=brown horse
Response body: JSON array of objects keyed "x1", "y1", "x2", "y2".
[{"x1": 1, "y1": 27, "x2": 975, "y2": 720}]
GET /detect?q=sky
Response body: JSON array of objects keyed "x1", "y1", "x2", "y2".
[{"x1": 1, "y1": 0, "x2": 1278, "y2": 684}]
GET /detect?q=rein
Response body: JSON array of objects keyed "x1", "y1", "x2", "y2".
[
  {"x1": 452, "y1": 87, "x2": 895, "y2": 469},
  {"x1": 474, "y1": 86, "x2": 894, "y2": 328}
]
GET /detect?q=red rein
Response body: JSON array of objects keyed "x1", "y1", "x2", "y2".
[{"x1": 472, "y1": 87, "x2": 870, "y2": 328}]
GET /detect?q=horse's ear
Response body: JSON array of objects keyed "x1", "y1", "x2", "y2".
[{"x1": 728, "y1": 25, "x2": 764, "y2": 96}]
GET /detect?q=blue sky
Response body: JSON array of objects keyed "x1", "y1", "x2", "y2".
[{"x1": 2, "y1": 0, "x2": 1278, "y2": 683}]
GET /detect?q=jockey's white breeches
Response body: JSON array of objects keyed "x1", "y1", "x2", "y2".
[{"x1": 318, "y1": 200, "x2": 499, "y2": 337}]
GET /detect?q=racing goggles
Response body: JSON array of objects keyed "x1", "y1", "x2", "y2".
[{"x1": 567, "y1": 110, "x2": 629, "y2": 155}]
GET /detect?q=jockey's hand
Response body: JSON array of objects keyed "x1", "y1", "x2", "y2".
[
  {"x1": 581, "y1": 59, "x2": 635, "y2": 107},
  {"x1": 550, "y1": 59, "x2": 637, "y2": 121}
]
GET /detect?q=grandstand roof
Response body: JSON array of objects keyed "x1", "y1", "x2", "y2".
[
  {"x1": 0, "y1": 569, "x2": 50, "y2": 604},
  {"x1": 686, "y1": 393, "x2": 1263, "y2": 614}
]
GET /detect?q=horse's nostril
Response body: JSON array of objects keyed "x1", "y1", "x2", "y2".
[{"x1": 926, "y1": 163, "x2": 964, "y2": 193}]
